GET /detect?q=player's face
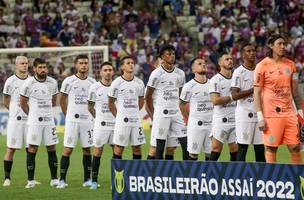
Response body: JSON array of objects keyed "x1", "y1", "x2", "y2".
[
  {"x1": 193, "y1": 59, "x2": 207, "y2": 75},
  {"x1": 16, "y1": 58, "x2": 28, "y2": 73},
  {"x1": 271, "y1": 38, "x2": 286, "y2": 57},
  {"x1": 34, "y1": 64, "x2": 48, "y2": 79},
  {"x1": 121, "y1": 58, "x2": 134, "y2": 74},
  {"x1": 219, "y1": 54, "x2": 233, "y2": 70},
  {"x1": 100, "y1": 65, "x2": 114, "y2": 81},
  {"x1": 75, "y1": 58, "x2": 89, "y2": 74},
  {"x1": 242, "y1": 45, "x2": 256, "y2": 62},
  {"x1": 161, "y1": 50, "x2": 175, "y2": 65}
]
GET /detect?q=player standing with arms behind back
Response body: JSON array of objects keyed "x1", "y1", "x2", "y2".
[
  {"x1": 108, "y1": 56, "x2": 146, "y2": 160},
  {"x1": 87, "y1": 62, "x2": 115, "y2": 189},
  {"x1": 254, "y1": 33, "x2": 303, "y2": 164},
  {"x1": 209, "y1": 52, "x2": 238, "y2": 161},
  {"x1": 231, "y1": 43, "x2": 266, "y2": 162},
  {"x1": 57, "y1": 55, "x2": 96, "y2": 188}
]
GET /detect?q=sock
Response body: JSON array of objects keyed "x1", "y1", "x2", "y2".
[
  {"x1": 290, "y1": 152, "x2": 302, "y2": 164},
  {"x1": 237, "y1": 144, "x2": 248, "y2": 161},
  {"x1": 147, "y1": 155, "x2": 155, "y2": 160},
  {"x1": 254, "y1": 144, "x2": 266, "y2": 162},
  {"x1": 178, "y1": 137, "x2": 189, "y2": 160},
  {"x1": 265, "y1": 151, "x2": 276, "y2": 163},
  {"x1": 205, "y1": 156, "x2": 210, "y2": 161},
  {"x1": 26, "y1": 152, "x2": 36, "y2": 181},
  {"x1": 4, "y1": 160, "x2": 13, "y2": 179},
  {"x1": 133, "y1": 154, "x2": 142, "y2": 159},
  {"x1": 83, "y1": 154, "x2": 92, "y2": 182},
  {"x1": 91, "y1": 156, "x2": 101, "y2": 182},
  {"x1": 47, "y1": 151, "x2": 58, "y2": 179},
  {"x1": 113, "y1": 154, "x2": 122, "y2": 159},
  {"x1": 189, "y1": 156, "x2": 198, "y2": 161},
  {"x1": 165, "y1": 154, "x2": 174, "y2": 160},
  {"x1": 210, "y1": 151, "x2": 221, "y2": 161},
  {"x1": 59, "y1": 155, "x2": 70, "y2": 181},
  {"x1": 156, "y1": 139, "x2": 166, "y2": 160},
  {"x1": 25, "y1": 147, "x2": 28, "y2": 153},
  {"x1": 230, "y1": 152, "x2": 237, "y2": 161}
]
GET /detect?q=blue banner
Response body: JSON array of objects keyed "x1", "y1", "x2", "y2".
[{"x1": 111, "y1": 160, "x2": 304, "y2": 200}]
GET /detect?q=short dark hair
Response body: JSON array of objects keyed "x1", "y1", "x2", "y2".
[
  {"x1": 120, "y1": 56, "x2": 134, "y2": 66},
  {"x1": 217, "y1": 51, "x2": 229, "y2": 61},
  {"x1": 74, "y1": 54, "x2": 88, "y2": 64},
  {"x1": 33, "y1": 58, "x2": 46, "y2": 67},
  {"x1": 240, "y1": 42, "x2": 255, "y2": 53},
  {"x1": 190, "y1": 57, "x2": 200, "y2": 67},
  {"x1": 159, "y1": 44, "x2": 175, "y2": 57},
  {"x1": 100, "y1": 61, "x2": 113, "y2": 69}
]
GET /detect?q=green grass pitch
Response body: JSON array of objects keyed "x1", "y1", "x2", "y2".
[{"x1": 0, "y1": 132, "x2": 300, "y2": 200}]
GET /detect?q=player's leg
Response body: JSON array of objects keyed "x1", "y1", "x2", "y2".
[
  {"x1": 235, "y1": 121, "x2": 249, "y2": 161},
  {"x1": 3, "y1": 148, "x2": 15, "y2": 186},
  {"x1": 265, "y1": 146, "x2": 278, "y2": 163},
  {"x1": 147, "y1": 146, "x2": 156, "y2": 159},
  {"x1": 112, "y1": 126, "x2": 131, "y2": 159},
  {"x1": 171, "y1": 117, "x2": 188, "y2": 160},
  {"x1": 202, "y1": 129, "x2": 211, "y2": 161},
  {"x1": 187, "y1": 127, "x2": 202, "y2": 161},
  {"x1": 153, "y1": 117, "x2": 170, "y2": 160},
  {"x1": 252, "y1": 122, "x2": 266, "y2": 162},
  {"x1": 209, "y1": 125, "x2": 225, "y2": 161},
  {"x1": 130, "y1": 127, "x2": 146, "y2": 159},
  {"x1": 44, "y1": 126, "x2": 59, "y2": 186},
  {"x1": 227, "y1": 126, "x2": 238, "y2": 161},
  {"x1": 91, "y1": 146, "x2": 102, "y2": 189},
  {"x1": 165, "y1": 138, "x2": 177, "y2": 160}
]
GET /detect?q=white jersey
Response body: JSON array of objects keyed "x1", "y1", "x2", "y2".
[
  {"x1": 231, "y1": 65, "x2": 256, "y2": 122},
  {"x1": 3, "y1": 75, "x2": 30, "y2": 123},
  {"x1": 108, "y1": 76, "x2": 145, "y2": 126},
  {"x1": 60, "y1": 75, "x2": 96, "y2": 123},
  {"x1": 20, "y1": 76, "x2": 58, "y2": 125},
  {"x1": 180, "y1": 79, "x2": 213, "y2": 127},
  {"x1": 88, "y1": 81, "x2": 115, "y2": 129},
  {"x1": 147, "y1": 65, "x2": 185, "y2": 118},
  {"x1": 209, "y1": 73, "x2": 236, "y2": 123}
]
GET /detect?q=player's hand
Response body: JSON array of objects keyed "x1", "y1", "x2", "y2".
[{"x1": 258, "y1": 120, "x2": 266, "y2": 131}]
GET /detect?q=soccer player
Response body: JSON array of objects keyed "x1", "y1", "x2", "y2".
[
  {"x1": 2, "y1": 56, "x2": 30, "y2": 186},
  {"x1": 109, "y1": 56, "x2": 146, "y2": 159},
  {"x1": 145, "y1": 45, "x2": 188, "y2": 160},
  {"x1": 180, "y1": 58, "x2": 213, "y2": 160},
  {"x1": 87, "y1": 62, "x2": 115, "y2": 189},
  {"x1": 231, "y1": 43, "x2": 265, "y2": 162},
  {"x1": 57, "y1": 55, "x2": 96, "y2": 188},
  {"x1": 209, "y1": 52, "x2": 238, "y2": 161},
  {"x1": 254, "y1": 33, "x2": 303, "y2": 164},
  {"x1": 20, "y1": 58, "x2": 59, "y2": 188}
]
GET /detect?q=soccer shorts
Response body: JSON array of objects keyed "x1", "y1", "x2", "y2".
[
  {"x1": 151, "y1": 116, "x2": 186, "y2": 140},
  {"x1": 6, "y1": 120, "x2": 28, "y2": 149},
  {"x1": 113, "y1": 126, "x2": 146, "y2": 147},
  {"x1": 93, "y1": 128, "x2": 114, "y2": 148},
  {"x1": 27, "y1": 125, "x2": 58, "y2": 146},
  {"x1": 236, "y1": 121, "x2": 263, "y2": 145},
  {"x1": 210, "y1": 123, "x2": 236, "y2": 144},
  {"x1": 187, "y1": 128, "x2": 211, "y2": 154},
  {"x1": 263, "y1": 116, "x2": 299, "y2": 147},
  {"x1": 64, "y1": 122, "x2": 93, "y2": 148},
  {"x1": 150, "y1": 131, "x2": 180, "y2": 147}
]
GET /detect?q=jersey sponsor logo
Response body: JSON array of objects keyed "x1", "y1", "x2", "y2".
[
  {"x1": 192, "y1": 142, "x2": 199, "y2": 150},
  {"x1": 114, "y1": 170, "x2": 125, "y2": 194}
]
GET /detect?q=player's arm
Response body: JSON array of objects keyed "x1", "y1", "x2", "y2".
[
  {"x1": 3, "y1": 94, "x2": 10, "y2": 110},
  {"x1": 179, "y1": 100, "x2": 189, "y2": 120},
  {"x1": 210, "y1": 93, "x2": 232, "y2": 105},
  {"x1": 20, "y1": 95, "x2": 29, "y2": 115},
  {"x1": 60, "y1": 92, "x2": 68, "y2": 116},
  {"x1": 108, "y1": 96, "x2": 117, "y2": 117},
  {"x1": 145, "y1": 86, "x2": 155, "y2": 120},
  {"x1": 291, "y1": 72, "x2": 303, "y2": 113},
  {"x1": 52, "y1": 94, "x2": 57, "y2": 107},
  {"x1": 231, "y1": 87, "x2": 253, "y2": 100},
  {"x1": 138, "y1": 96, "x2": 144, "y2": 110},
  {"x1": 253, "y1": 86, "x2": 263, "y2": 112},
  {"x1": 88, "y1": 101, "x2": 96, "y2": 118}
]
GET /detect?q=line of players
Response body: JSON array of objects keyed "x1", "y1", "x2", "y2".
[{"x1": 2, "y1": 34, "x2": 303, "y2": 190}]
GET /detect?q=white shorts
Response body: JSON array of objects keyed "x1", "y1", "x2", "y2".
[
  {"x1": 7, "y1": 121, "x2": 28, "y2": 149},
  {"x1": 27, "y1": 125, "x2": 58, "y2": 146},
  {"x1": 64, "y1": 122, "x2": 93, "y2": 148},
  {"x1": 151, "y1": 116, "x2": 186, "y2": 140},
  {"x1": 150, "y1": 132, "x2": 180, "y2": 147},
  {"x1": 113, "y1": 126, "x2": 146, "y2": 147},
  {"x1": 187, "y1": 128, "x2": 211, "y2": 154},
  {"x1": 93, "y1": 128, "x2": 114, "y2": 148},
  {"x1": 211, "y1": 123, "x2": 236, "y2": 144},
  {"x1": 235, "y1": 121, "x2": 263, "y2": 144}
]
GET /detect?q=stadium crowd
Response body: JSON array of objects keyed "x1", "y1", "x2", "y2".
[{"x1": 0, "y1": 0, "x2": 303, "y2": 89}]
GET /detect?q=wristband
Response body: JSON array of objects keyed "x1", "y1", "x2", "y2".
[{"x1": 257, "y1": 111, "x2": 264, "y2": 122}]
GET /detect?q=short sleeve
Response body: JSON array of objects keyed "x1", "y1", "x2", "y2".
[
  {"x1": 53, "y1": 81, "x2": 59, "y2": 95},
  {"x1": 253, "y1": 64, "x2": 264, "y2": 87},
  {"x1": 87, "y1": 85, "x2": 96, "y2": 102},
  {"x1": 108, "y1": 81, "x2": 119, "y2": 98},
  {"x1": 60, "y1": 78, "x2": 71, "y2": 94},
  {"x1": 180, "y1": 84, "x2": 191, "y2": 102},
  {"x1": 138, "y1": 81, "x2": 145, "y2": 97},
  {"x1": 3, "y1": 78, "x2": 12, "y2": 95},
  {"x1": 178, "y1": 72, "x2": 186, "y2": 88},
  {"x1": 231, "y1": 69, "x2": 241, "y2": 89},
  {"x1": 147, "y1": 71, "x2": 159, "y2": 88},
  {"x1": 209, "y1": 77, "x2": 220, "y2": 94},
  {"x1": 20, "y1": 80, "x2": 30, "y2": 98}
]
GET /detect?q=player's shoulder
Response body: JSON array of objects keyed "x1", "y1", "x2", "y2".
[
  {"x1": 256, "y1": 57, "x2": 272, "y2": 68},
  {"x1": 62, "y1": 75, "x2": 76, "y2": 83},
  {"x1": 46, "y1": 76, "x2": 57, "y2": 84},
  {"x1": 87, "y1": 76, "x2": 96, "y2": 84},
  {"x1": 210, "y1": 73, "x2": 221, "y2": 82},
  {"x1": 282, "y1": 57, "x2": 295, "y2": 66},
  {"x1": 111, "y1": 76, "x2": 123, "y2": 86},
  {"x1": 174, "y1": 66, "x2": 185, "y2": 76},
  {"x1": 150, "y1": 66, "x2": 162, "y2": 76},
  {"x1": 133, "y1": 76, "x2": 144, "y2": 85},
  {"x1": 183, "y1": 79, "x2": 196, "y2": 89}
]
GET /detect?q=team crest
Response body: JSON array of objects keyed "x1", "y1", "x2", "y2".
[
  {"x1": 243, "y1": 132, "x2": 249, "y2": 140},
  {"x1": 268, "y1": 135, "x2": 275, "y2": 144},
  {"x1": 192, "y1": 142, "x2": 199, "y2": 150},
  {"x1": 158, "y1": 128, "x2": 165, "y2": 136},
  {"x1": 285, "y1": 67, "x2": 291, "y2": 75},
  {"x1": 11, "y1": 138, "x2": 16, "y2": 145},
  {"x1": 114, "y1": 169, "x2": 125, "y2": 194},
  {"x1": 67, "y1": 137, "x2": 73, "y2": 144},
  {"x1": 119, "y1": 134, "x2": 124, "y2": 141},
  {"x1": 32, "y1": 134, "x2": 37, "y2": 141},
  {"x1": 96, "y1": 139, "x2": 101, "y2": 146}
]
